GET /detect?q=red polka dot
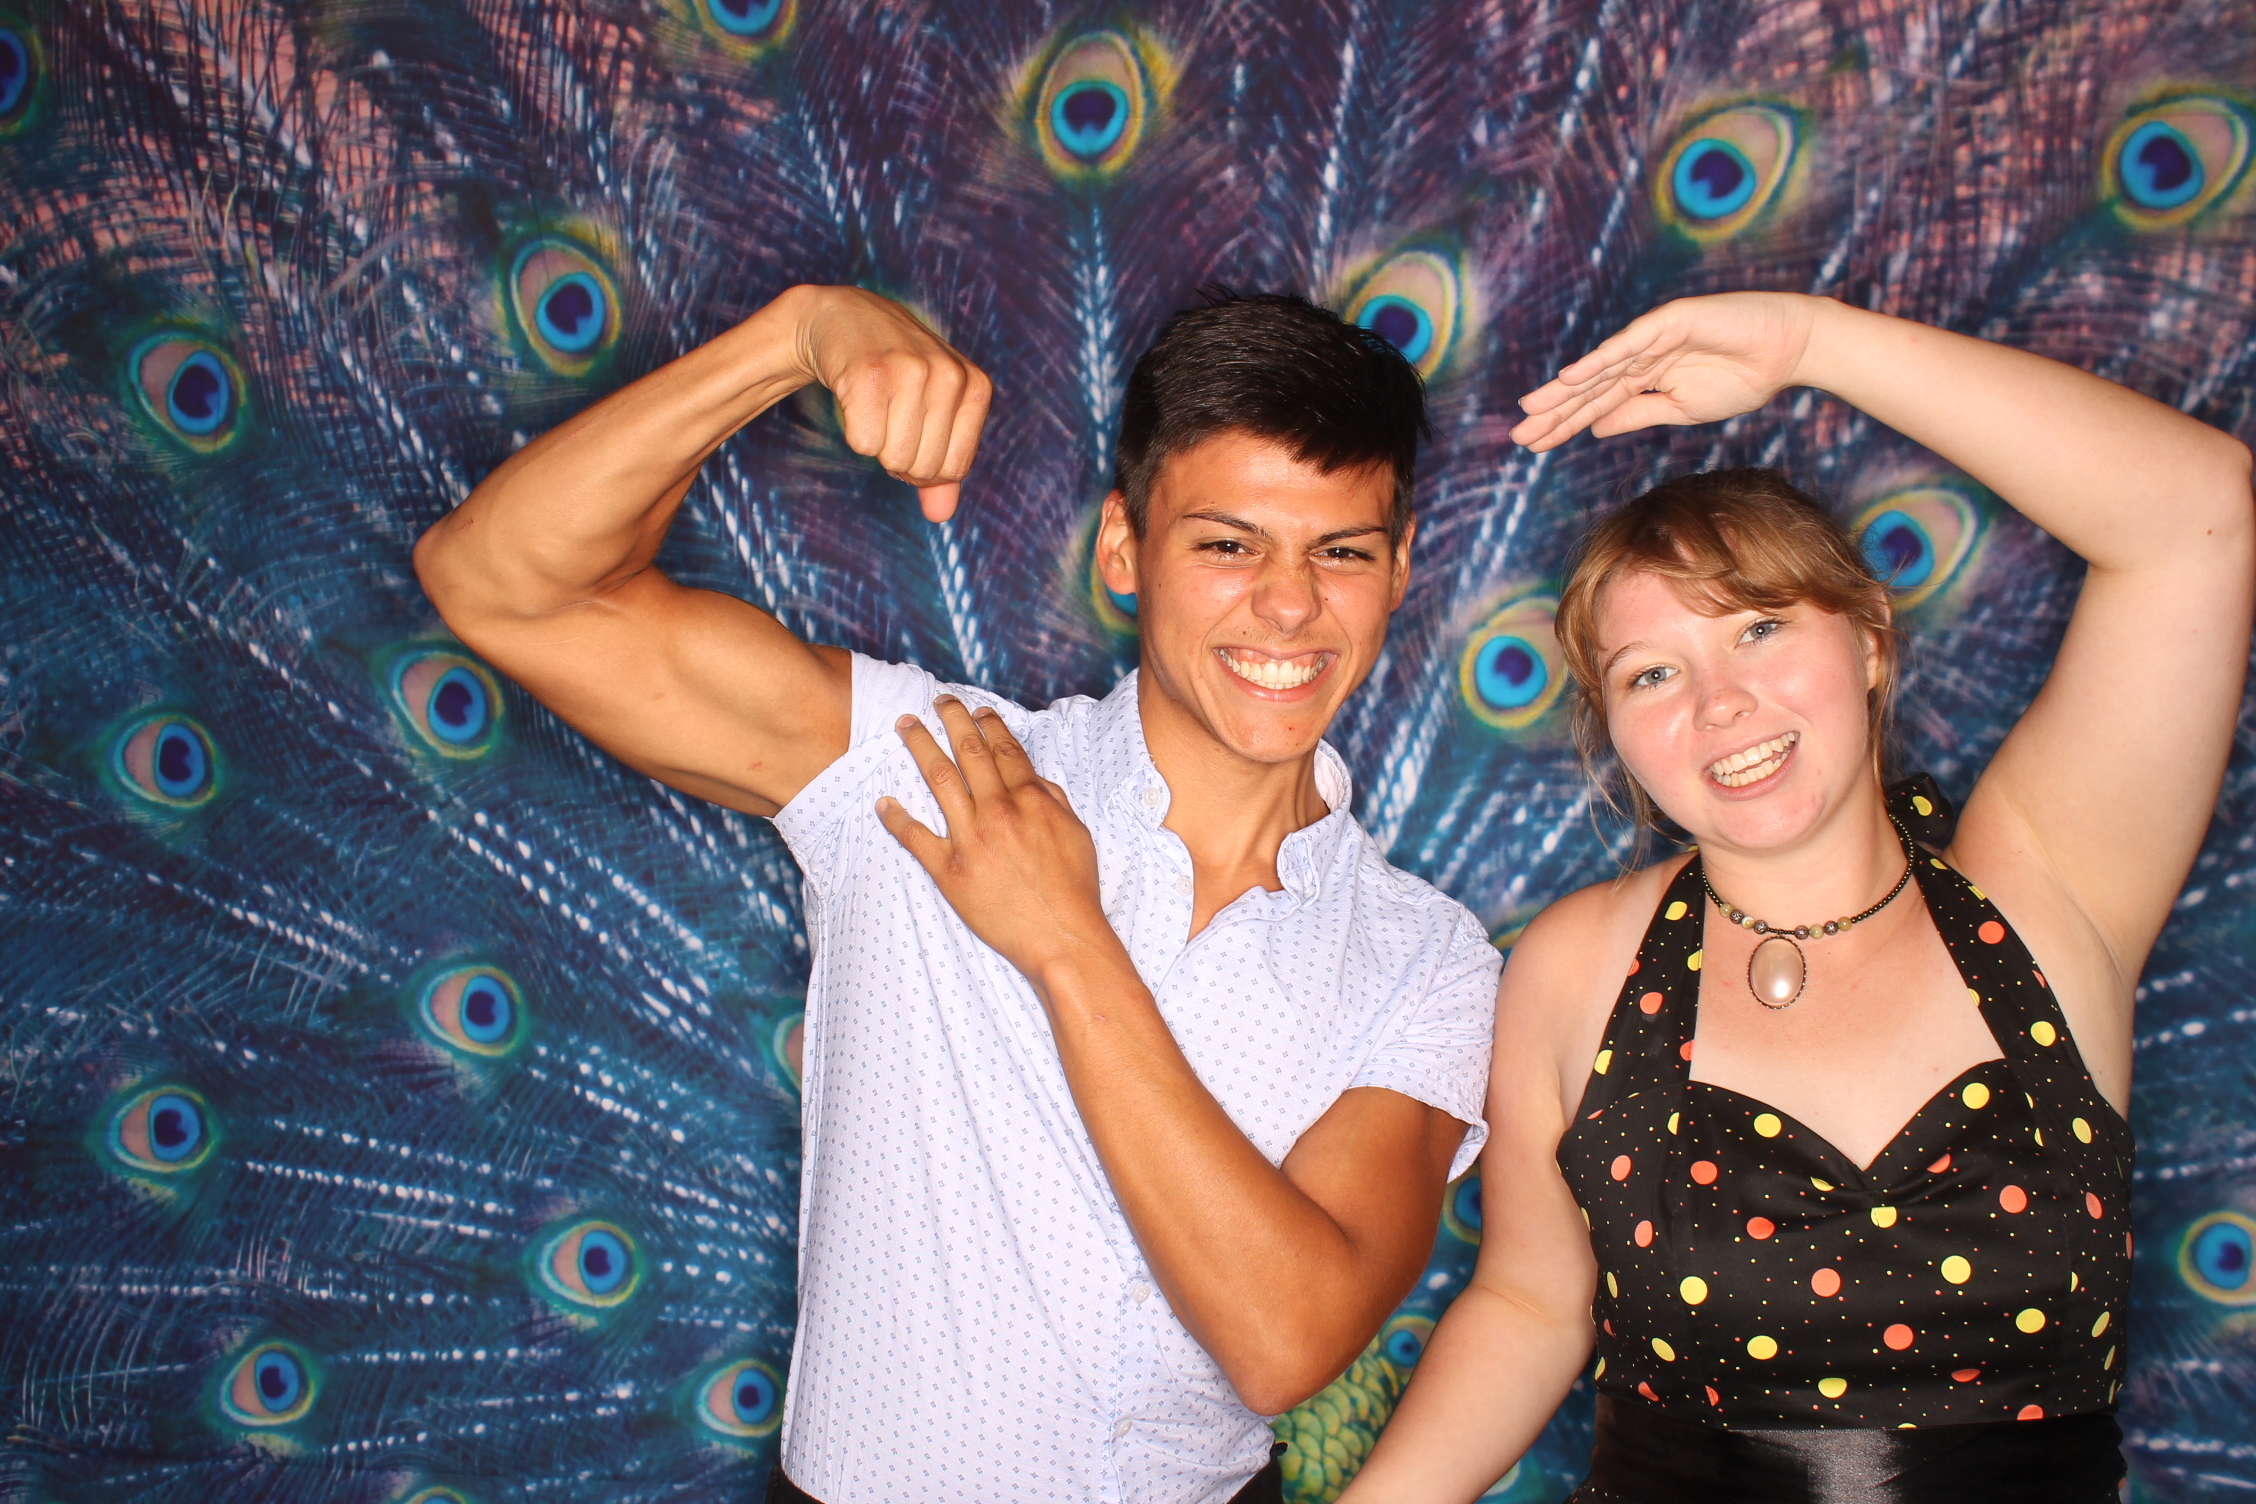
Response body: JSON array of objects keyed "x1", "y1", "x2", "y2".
[
  {"x1": 1705, "y1": 1385, "x2": 1721, "y2": 1407},
  {"x1": 1610, "y1": 1155, "x2": 1633, "y2": 1181},
  {"x1": 1883, "y1": 1324, "x2": 1914, "y2": 1351},
  {"x1": 2033, "y1": 969, "x2": 2047, "y2": 987},
  {"x1": 1747, "y1": 1216, "x2": 1776, "y2": 1240},
  {"x1": 1679, "y1": 1040, "x2": 1696, "y2": 1062},
  {"x1": 1811, "y1": 1268, "x2": 1842, "y2": 1298},
  {"x1": 2087, "y1": 1193, "x2": 2105, "y2": 1219},
  {"x1": 1635, "y1": 1220, "x2": 1654, "y2": 1248},
  {"x1": 1927, "y1": 1154, "x2": 1952, "y2": 1174},
  {"x1": 2127, "y1": 1232, "x2": 2135, "y2": 1256},
  {"x1": 1691, "y1": 1160, "x2": 1719, "y2": 1185},
  {"x1": 1629, "y1": 958, "x2": 1640, "y2": 976},
  {"x1": 1978, "y1": 920, "x2": 2006, "y2": 944},
  {"x1": 1603, "y1": 1319, "x2": 1614, "y2": 1335},
  {"x1": 1638, "y1": 1382, "x2": 1659, "y2": 1402},
  {"x1": 1639, "y1": 991, "x2": 1665, "y2": 1015},
  {"x1": 1999, "y1": 1184, "x2": 2028, "y2": 1214},
  {"x1": 1952, "y1": 1368, "x2": 1982, "y2": 1384},
  {"x1": 2017, "y1": 1404, "x2": 2045, "y2": 1421}
]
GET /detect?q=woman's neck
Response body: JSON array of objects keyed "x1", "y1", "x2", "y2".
[{"x1": 1691, "y1": 787, "x2": 1909, "y2": 931}]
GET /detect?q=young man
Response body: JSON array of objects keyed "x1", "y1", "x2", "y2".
[{"x1": 415, "y1": 285, "x2": 1497, "y2": 1504}]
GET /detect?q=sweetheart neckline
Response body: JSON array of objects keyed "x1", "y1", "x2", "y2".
[{"x1": 1687, "y1": 1063, "x2": 2007, "y2": 1179}]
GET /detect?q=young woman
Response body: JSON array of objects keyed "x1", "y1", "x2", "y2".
[{"x1": 1339, "y1": 293, "x2": 2253, "y2": 1502}]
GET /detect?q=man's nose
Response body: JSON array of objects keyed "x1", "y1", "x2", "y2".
[{"x1": 1249, "y1": 557, "x2": 1321, "y2": 633}]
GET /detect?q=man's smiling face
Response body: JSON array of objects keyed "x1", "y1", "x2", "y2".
[{"x1": 1095, "y1": 429, "x2": 1411, "y2": 768}]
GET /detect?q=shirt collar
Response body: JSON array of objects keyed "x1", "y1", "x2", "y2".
[{"x1": 1093, "y1": 671, "x2": 1357, "y2": 908}]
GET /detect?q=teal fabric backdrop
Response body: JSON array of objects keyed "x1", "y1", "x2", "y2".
[{"x1": 1, "y1": 1, "x2": 2251, "y2": 1499}]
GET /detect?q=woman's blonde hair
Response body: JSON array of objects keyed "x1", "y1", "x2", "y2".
[{"x1": 1554, "y1": 468, "x2": 1900, "y2": 832}]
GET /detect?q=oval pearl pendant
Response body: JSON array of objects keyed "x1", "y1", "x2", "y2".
[{"x1": 1749, "y1": 935, "x2": 1807, "y2": 1009}]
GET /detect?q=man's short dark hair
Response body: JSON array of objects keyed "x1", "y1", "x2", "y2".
[{"x1": 1113, "y1": 290, "x2": 1429, "y2": 547}]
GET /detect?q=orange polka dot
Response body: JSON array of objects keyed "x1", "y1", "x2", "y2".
[
  {"x1": 1927, "y1": 1154, "x2": 1952, "y2": 1174},
  {"x1": 1634, "y1": 1220, "x2": 1654, "y2": 1248},
  {"x1": 1999, "y1": 1185, "x2": 2028, "y2": 1214},
  {"x1": 1691, "y1": 1160, "x2": 1719, "y2": 1186},
  {"x1": 1639, "y1": 991, "x2": 1665, "y2": 1015},
  {"x1": 1638, "y1": 1382, "x2": 1659, "y2": 1402},
  {"x1": 1603, "y1": 1319, "x2": 1614, "y2": 1335},
  {"x1": 1705, "y1": 1385, "x2": 1721, "y2": 1407},
  {"x1": 2017, "y1": 1405, "x2": 2045, "y2": 1421},
  {"x1": 1610, "y1": 1155, "x2": 1632, "y2": 1181},
  {"x1": 1883, "y1": 1324, "x2": 1914, "y2": 1351},
  {"x1": 1978, "y1": 920, "x2": 2006, "y2": 944},
  {"x1": 1747, "y1": 1216, "x2": 1776, "y2": 1240},
  {"x1": 1952, "y1": 1368, "x2": 1981, "y2": 1383},
  {"x1": 2033, "y1": 969, "x2": 2046, "y2": 987},
  {"x1": 1811, "y1": 1268, "x2": 1842, "y2": 1298},
  {"x1": 2087, "y1": 1192, "x2": 2105, "y2": 1219},
  {"x1": 1680, "y1": 1040, "x2": 1696, "y2": 1062}
]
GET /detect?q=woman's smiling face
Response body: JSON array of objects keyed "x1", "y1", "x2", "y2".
[{"x1": 1595, "y1": 567, "x2": 1884, "y2": 854}]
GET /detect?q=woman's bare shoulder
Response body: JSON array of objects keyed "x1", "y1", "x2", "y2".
[{"x1": 1507, "y1": 853, "x2": 1690, "y2": 989}]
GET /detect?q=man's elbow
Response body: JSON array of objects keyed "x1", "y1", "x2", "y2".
[{"x1": 1225, "y1": 1337, "x2": 1361, "y2": 1419}]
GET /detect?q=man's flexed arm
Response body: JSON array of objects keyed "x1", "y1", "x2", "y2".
[
  {"x1": 876, "y1": 699, "x2": 1473, "y2": 1416},
  {"x1": 414, "y1": 286, "x2": 993, "y2": 817}
]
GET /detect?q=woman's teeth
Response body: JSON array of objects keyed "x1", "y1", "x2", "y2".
[
  {"x1": 1710, "y1": 731, "x2": 1798, "y2": 788},
  {"x1": 1223, "y1": 651, "x2": 1323, "y2": 690}
]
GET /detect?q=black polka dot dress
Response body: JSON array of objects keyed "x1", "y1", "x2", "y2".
[{"x1": 1556, "y1": 793, "x2": 2132, "y2": 1432}]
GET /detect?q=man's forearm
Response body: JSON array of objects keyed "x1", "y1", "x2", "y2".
[{"x1": 1033, "y1": 944, "x2": 1442, "y2": 1415}]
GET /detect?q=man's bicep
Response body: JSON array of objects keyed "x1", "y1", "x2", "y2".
[
  {"x1": 466, "y1": 570, "x2": 854, "y2": 815},
  {"x1": 1284, "y1": 1087, "x2": 1467, "y2": 1265}
]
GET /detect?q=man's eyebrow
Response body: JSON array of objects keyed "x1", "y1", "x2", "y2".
[
  {"x1": 1312, "y1": 523, "x2": 1388, "y2": 546},
  {"x1": 1178, "y1": 509, "x2": 1271, "y2": 538}
]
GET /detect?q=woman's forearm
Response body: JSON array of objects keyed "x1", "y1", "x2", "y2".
[
  {"x1": 1338, "y1": 1281, "x2": 1592, "y2": 1504},
  {"x1": 1793, "y1": 299, "x2": 2254, "y2": 573}
]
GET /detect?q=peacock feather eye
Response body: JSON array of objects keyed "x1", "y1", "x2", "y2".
[
  {"x1": 128, "y1": 335, "x2": 246, "y2": 452},
  {"x1": 387, "y1": 648, "x2": 503, "y2": 757},
  {"x1": 417, "y1": 965, "x2": 525, "y2": 1059},
  {"x1": 1850, "y1": 482, "x2": 1987, "y2": 612},
  {"x1": 1654, "y1": 103, "x2": 1802, "y2": 243},
  {"x1": 105, "y1": 1085, "x2": 216, "y2": 1176},
  {"x1": 1378, "y1": 1314, "x2": 1435, "y2": 1370},
  {"x1": 403, "y1": 1491, "x2": 472, "y2": 1504},
  {"x1": 534, "y1": 1219, "x2": 642, "y2": 1310},
  {"x1": 111, "y1": 713, "x2": 220, "y2": 808},
  {"x1": 770, "y1": 1011, "x2": 804, "y2": 1092},
  {"x1": 1029, "y1": 30, "x2": 1162, "y2": 182},
  {"x1": 1441, "y1": 1169, "x2": 1483, "y2": 1245},
  {"x1": 695, "y1": 1357, "x2": 785, "y2": 1439},
  {"x1": 696, "y1": 0, "x2": 791, "y2": 48},
  {"x1": 0, "y1": 16, "x2": 42, "y2": 133},
  {"x1": 2102, "y1": 94, "x2": 2254, "y2": 230},
  {"x1": 1459, "y1": 594, "x2": 1567, "y2": 732},
  {"x1": 219, "y1": 1341, "x2": 317, "y2": 1427},
  {"x1": 507, "y1": 239, "x2": 621, "y2": 376},
  {"x1": 2180, "y1": 1211, "x2": 2256, "y2": 1305},
  {"x1": 1341, "y1": 248, "x2": 1464, "y2": 379}
]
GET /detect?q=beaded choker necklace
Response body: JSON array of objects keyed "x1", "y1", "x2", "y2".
[{"x1": 1697, "y1": 819, "x2": 1918, "y2": 1010}]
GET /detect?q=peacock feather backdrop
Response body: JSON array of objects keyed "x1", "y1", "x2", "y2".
[{"x1": 1, "y1": 0, "x2": 2253, "y2": 1499}]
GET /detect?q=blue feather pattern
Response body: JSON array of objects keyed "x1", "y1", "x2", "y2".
[{"x1": 0, "y1": 2, "x2": 2251, "y2": 1500}]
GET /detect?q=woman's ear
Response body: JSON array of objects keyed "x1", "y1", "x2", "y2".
[{"x1": 1861, "y1": 594, "x2": 1896, "y2": 692}]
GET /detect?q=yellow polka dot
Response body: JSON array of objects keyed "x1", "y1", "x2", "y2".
[
  {"x1": 2069, "y1": 1272, "x2": 2080, "y2": 1292},
  {"x1": 1940, "y1": 1255, "x2": 1972, "y2": 1285},
  {"x1": 1969, "y1": 884, "x2": 1986, "y2": 901},
  {"x1": 1818, "y1": 1377, "x2": 1849, "y2": 1399},
  {"x1": 2031, "y1": 1020, "x2": 2057, "y2": 1047},
  {"x1": 1930, "y1": 858, "x2": 1947, "y2": 869},
  {"x1": 1913, "y1": 795, "x2": 1933, "y2": 817},
  {"x1": 2092, "y1": 1310, "x2": 2110, "y2": 1338},
  {"x1": 2103, "y1": 1346, "x2": 2115, "y2": 1368},
  {"x1": 2034, "y1": 1128, "x2": 2045, "y2": 1147},
  {"x1": 1871, "y1": 1206, "x2": 1899, "y2": 1229},
  {"x1": 1898, "y1": 1423, "x2": 1917, "y2": 1430},
  {"x1": 2073, "y1": 1117, "x2": 2092, "y2": 1144},
  {"x1": 2016, "y1": 1308, "x2": 2047, "y2": 1334},
  {"x1": 1747, "y1": 1335, "x2": 1778, "y2": 1360},
  {"x1": 1665, "y1": 900, "x2": 1689, "y2": 921},
  {"x1": 1968, "y1": 988, "x2": 1981, "y2": 1005},
  {"x1": 1688, "y1": 950, "x2": 1703, "y2": 972},
  {"x1": 1606, "y1": 1272, "x2": 1619, "y2": 1298},
  {"x1": 1667, "y1": 1112, "x2": 1681, "y2": 1135},
  {"x1": 1962, "y1": 1082, "x2": 1991, "y2": 1110},
  {"x1": 1680, "y1": 1276, "x2": 1709, "y2": 1305},
  {"x1": 1653, "y1": 1338, "x2": 1677, "y2": 1362},
  {"x1": 1753, "y1": 1113, "x2": 1783, "y2": 1138},
  {"x1": 1811, "y1": 1177, "x2": 1835, "y2": 1193},
  {"x1": 1582, "y1": 1207, "x2": 1592, "y2": 1227},
  {"x1": 1594, "y1": 1356, "x2": 1606, "y2": 1379},
  {"x1": 1594, "y1": 1049, "x2": 1612, "y2": 1075}
]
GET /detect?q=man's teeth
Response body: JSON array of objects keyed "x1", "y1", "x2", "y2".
[
  {"x1": 1710, "y1": 732, "x2": 1799, "y2": 788},
  {"x1": 1223, "y1": 652, "x2": 1323, "y2": 691}
]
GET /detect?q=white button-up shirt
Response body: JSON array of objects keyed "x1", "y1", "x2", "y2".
[{"x1": 772, "y1": 657, "x2": 1498, "y2": 1504}]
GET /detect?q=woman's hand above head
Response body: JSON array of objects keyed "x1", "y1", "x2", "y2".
[{"x1": 1510, "y1": 291, "x2": 1822, "y2": 452}]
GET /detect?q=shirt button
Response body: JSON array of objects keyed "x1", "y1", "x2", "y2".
[
  {"x1": 1113, "y1": 1417, "x2": 1133, "y2": 1439},
  {"x1": 1131, "y1": 1282, "x2": 1152, "y2": 1304},
  {"x1": 1174, "y1": 874, "x2": 1194, "y2": 897},
  {"x1": 1143, "y1": 786, "x2": 1163, "y2": 807}
]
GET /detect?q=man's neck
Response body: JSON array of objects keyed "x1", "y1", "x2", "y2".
[{"x1": 1137, "y1": 681, "x2": 1333, "y2": 886}]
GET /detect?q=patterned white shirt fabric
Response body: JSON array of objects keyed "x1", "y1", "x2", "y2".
[{"x1": 771, "y1": 656, "x2": 1499, "y2": 1504}]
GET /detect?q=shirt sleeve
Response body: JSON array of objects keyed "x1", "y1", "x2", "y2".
[
  {"x1": 769, "y1": 653, "x2": 945, "y2": 894},
  {"x1": 1348, "y1": 907, "x2": 1501, "y2": 1181}
]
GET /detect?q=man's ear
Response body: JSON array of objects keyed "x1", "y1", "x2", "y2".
[
  {"x1": 1387, "y1": 514, "x2": 1416, "y2": 610},
  {"x1": 1095, "y1": 490, "x2": 1140, "y2": 599}
]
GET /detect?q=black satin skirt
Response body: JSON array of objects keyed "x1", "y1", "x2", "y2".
[{"x1": 1565, "y1": 1396, "x2": 2125, "y2": 1504}]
